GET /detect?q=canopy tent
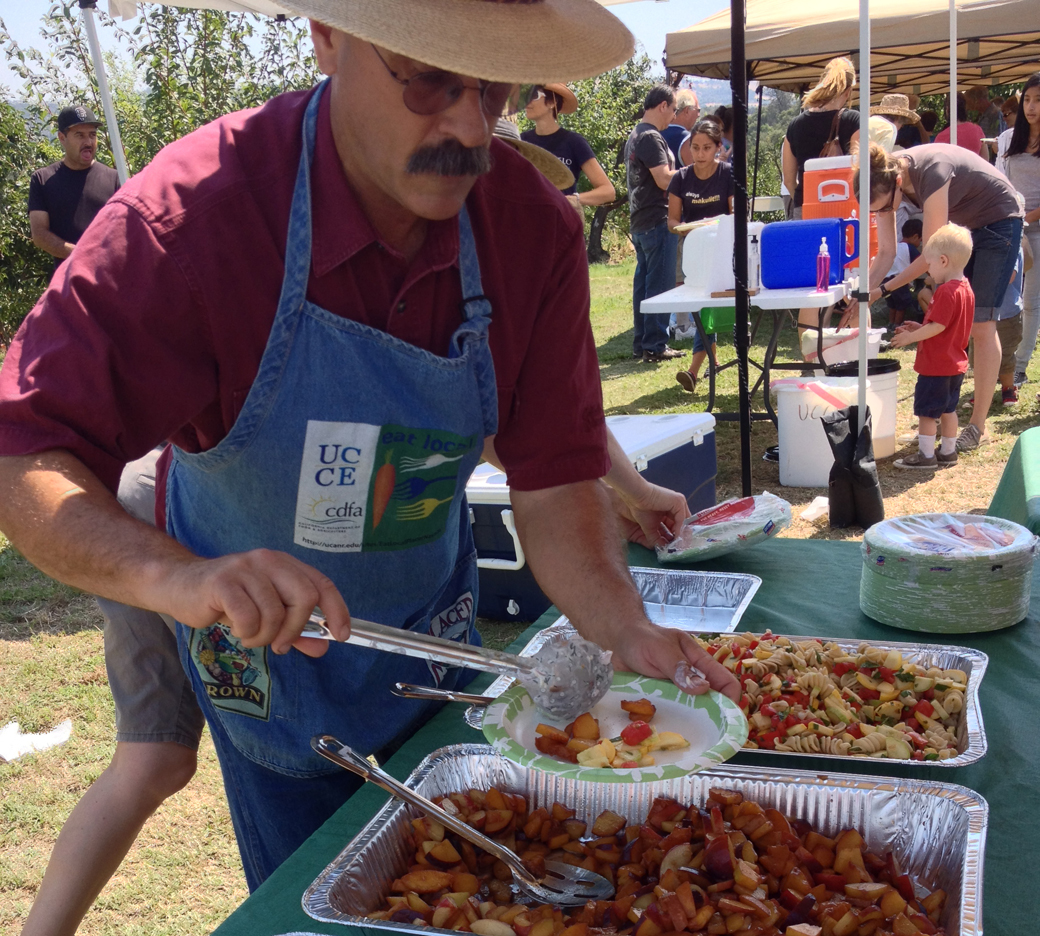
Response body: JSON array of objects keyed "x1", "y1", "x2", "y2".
[{"x1": 665, "y1": 0, "x2": 1040, "y2": 98}]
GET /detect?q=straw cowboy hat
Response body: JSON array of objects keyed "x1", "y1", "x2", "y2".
[
  {"x1": 281, "y1": 0, "x2": 635, "y2": 84},
  {"x1": 493, "y1": 119, "x2": 576, "y2": 191},
  {"x1": 870, "y1": 94, "x2": 921, "y2": 123},
  {"x1": 542, "y1": 83, "x2": 579, "y2": 116}
]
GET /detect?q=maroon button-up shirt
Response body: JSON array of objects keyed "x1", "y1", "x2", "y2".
[{"x1": 0, "y1": 89, "x2": 608, "y2": 497}]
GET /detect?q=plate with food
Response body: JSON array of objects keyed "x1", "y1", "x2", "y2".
[{"x1": 481, "y1": 672, "x2": 747, "y2": 782}]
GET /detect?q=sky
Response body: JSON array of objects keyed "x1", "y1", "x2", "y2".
[{"x1": 0, "y1": 0, "x2": 730, "y2": 94}]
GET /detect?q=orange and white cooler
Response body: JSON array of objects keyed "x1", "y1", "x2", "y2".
[{"x1": 802, "y1": 155, "x2": 878, "y2": 266}]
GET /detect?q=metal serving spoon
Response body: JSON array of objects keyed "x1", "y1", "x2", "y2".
[
  {"x1": 302, "y1": 613, "x2": 613, "y2": 722},
  {"x1": 311, "y1": 735, "x2": 614, "y2": 906}
]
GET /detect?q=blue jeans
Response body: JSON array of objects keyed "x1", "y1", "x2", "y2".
[
  {"x1": 632, "y1": 222, "x2": 678, "y2": 355},
  {"x1": 966, "y1": 216, "x2": 1023, "y2": 318}
]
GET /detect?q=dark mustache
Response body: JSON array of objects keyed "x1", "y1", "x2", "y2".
[{"x1": 406, "y1": 139, "x2": 492, "y2": 177}]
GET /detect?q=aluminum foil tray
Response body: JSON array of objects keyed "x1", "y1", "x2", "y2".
[
  {"x1": 303, "y1": 744, "x2": 987, "y2": 936},
  {"x1": 713, "y1": 633, "x2": 988, "y2": 769}
]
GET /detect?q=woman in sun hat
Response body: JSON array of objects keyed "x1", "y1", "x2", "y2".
[
  {"x1": 871, "y1": 93, "x2": 929, "y2": 152},
  {"x1": 522, "y1": 82, "x2": 615, "y2": 211}
]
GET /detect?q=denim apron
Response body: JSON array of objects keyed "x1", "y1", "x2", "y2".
[{"x1": 167, "y1": 81, "x2": 497, "y2": 784}]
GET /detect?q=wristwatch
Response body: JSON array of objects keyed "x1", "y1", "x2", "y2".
[{"x1": 878, "y1": 282, "x2": 891, "y2": 298}]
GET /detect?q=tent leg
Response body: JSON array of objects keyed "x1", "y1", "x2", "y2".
[
  {"x1": 750, "y1": 83, "x2": 764, "y2": 217},
  {"x1": 79, "y1": 0, "x2": 129, "y2": 184},
  {"x1": 730, "y1": 0, "x2": 752, "y2": 496}
]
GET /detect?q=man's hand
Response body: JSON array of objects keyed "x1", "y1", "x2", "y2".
[
  {"x1": 608, "y1": 621, "x2": 740, "y2": 702},
  {"x1": 606, "y1": 481, "x2": 689, "y2": 549},
  {"x1": 157, "y1": 549, "x2": 352, "y2": 657}
]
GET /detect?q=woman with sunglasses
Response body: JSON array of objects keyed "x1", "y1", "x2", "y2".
[
  {"x1": 1006, "y1": 74, "x2": 1040, "y2": 388},
  {"x1": 522, "y1": 84, "x2": 615, "y2": 212},
  {"x1": 852, "y1": 141, "x2": 1024, "y2": 451}
]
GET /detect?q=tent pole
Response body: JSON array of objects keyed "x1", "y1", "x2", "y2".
[
  {"x1": 751, "y1": 82, "x2": 764, "y2": 216},
  {"x1": 857, "y1": 0, "x2": 870, "y2": 417},
  {"x1": 950, "y1": 0, "x2": 957, "y2": 147},
  {"x1": 730, "y1": 0, "x2": 751, "y2": 496},
  {"x1": 79, "y1": 0, "x2": 129, "y2": 185}
]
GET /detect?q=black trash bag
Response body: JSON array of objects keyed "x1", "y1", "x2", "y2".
[{"x1": 821, "y1": 405, "x2": 885, "y2": 529}]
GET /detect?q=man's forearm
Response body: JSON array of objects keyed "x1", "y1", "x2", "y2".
[
  {"x1": 511, "y1": 480, "x2": 646, "y2": 645},
  {"x1": 32, "y1": 230, "x2": 74, "y2": 259},
  {"x1": 0, "y1": 450, "x2": 196, "y2": 610}
]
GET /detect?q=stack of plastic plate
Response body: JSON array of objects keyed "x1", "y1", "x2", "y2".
[{"x1": 860, "y1": 513, "x2": 1037, "y2": 633}]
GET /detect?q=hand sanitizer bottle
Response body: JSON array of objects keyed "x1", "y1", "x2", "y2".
[
  {"x1": 815, "y1": 237, "x2": 830, "y2": 293},
  {"x1": 748, "y1": 234, "x2": 761, "y2": 291}
]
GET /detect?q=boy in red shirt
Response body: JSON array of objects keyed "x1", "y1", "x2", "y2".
[{"x1": 891, "y1": 222, "x2": 975, "y2": 468}]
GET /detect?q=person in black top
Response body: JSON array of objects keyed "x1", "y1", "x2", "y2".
[
  {"x1": 781, "y1": 58, "x2": 861, "y2": 219},
  {"x1": 28, "y1": 105, "x2": 119, "y2": 275},
  {"x1": 521, "y1": 83, "x2": 614, "y2": 211},
  {"x1": 667, "y1": 120, "x2": 734, "y2": 393}
]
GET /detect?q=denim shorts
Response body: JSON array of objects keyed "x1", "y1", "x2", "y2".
[
  {"x1": 914, "y1": 373, "x2": 965, "y2": 419},
  {"x1": 966, "y1": 217, "x2": 1023, "y2": 320},
  {"x1": 101, "y1": 448, "x2": 204, "y2": 749}
]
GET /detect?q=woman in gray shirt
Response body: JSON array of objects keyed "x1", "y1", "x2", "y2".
[
  {"x1": 856, "y1": 142, "x2": 1024, "y2": 451},
  {"x1": 1006, "y1": 73, "x2": 1040, "y2": 385}
]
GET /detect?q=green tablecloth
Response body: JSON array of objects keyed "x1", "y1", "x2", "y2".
[
  {"x1": 213, "y1": 539, "x2": 1039, "y2": 936},
  {"x1": 988, "y1": 425, "x2": 1040, "y2": 535}
]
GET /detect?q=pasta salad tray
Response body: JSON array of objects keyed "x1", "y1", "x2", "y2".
[{"x1": 690, "y1": 632, "x2": 988, "y2": 768}]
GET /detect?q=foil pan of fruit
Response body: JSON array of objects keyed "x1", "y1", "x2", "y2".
[
  {"x1": 688, "y1": 633, "x2": 988, "y2": 769},
  {"x1": 302, "y1": 744, "x2": 986, "y2": 936},
  {"x1": 464, "y1": 571, "x2": 760, "y2": 731}
]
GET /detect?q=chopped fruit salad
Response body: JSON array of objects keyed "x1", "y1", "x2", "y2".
[
  {"x1": 533, "y1": 699, "x2": 690, "y2": 769},
  {"x1": 371, "y1": 785, "x2": 949, "y2": 935}
]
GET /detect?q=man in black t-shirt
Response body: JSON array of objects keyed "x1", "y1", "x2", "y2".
[
  {"x1": 28, "y1": 104, "x2": 120, "y2": 275},
  {"x1": 625, "y1": 85, "x2": 687, "y2": 364}
]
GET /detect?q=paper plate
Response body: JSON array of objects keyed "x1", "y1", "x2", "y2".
[{"x1": 481, "y1": 673, "x2": 748, "y2": 783}]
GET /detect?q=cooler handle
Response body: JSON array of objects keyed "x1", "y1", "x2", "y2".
[
  {"x1": 842, "y1": 217, "x2": 860, "y2": 264},
  {"x1": 818, "y1": 179, "x2": 849, "y2": 202},
  {"x1": 475, "y1": 508, "x2": 527, "y2": 571}
]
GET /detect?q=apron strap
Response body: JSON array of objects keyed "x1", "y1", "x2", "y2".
[
  {"x1": 275, "y1": 80, "x2": 328, "y2": 315},
  {"x1": 457, "y1": 206, "x2": 492, "y2": 324}
]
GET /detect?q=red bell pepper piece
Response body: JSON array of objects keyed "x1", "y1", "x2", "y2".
[
  {"x1": 845, "y1": 723, "x2": 863, "y2": 739},
  {"x1": 758, "y1": 730, "x2": 782, "y2": 750},
  {"x1": 858, "y1": 688, "x2": 881, "y2": 701},
  {"x1": 832, "y1": 661, "x2": 856, "y2": 678}
]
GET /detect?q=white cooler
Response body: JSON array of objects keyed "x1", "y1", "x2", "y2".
[{"x1": 468, "y1": 413, "x2": 718, "y2": 620}]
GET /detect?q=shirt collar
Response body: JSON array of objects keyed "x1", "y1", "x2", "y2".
[{"x1": 309, "y1": 90, "x2": 458, "y2": 278}]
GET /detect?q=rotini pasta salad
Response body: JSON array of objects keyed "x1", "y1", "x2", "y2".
[{"x1": 693, "y1": 632, "x2": 967, "y2": 761}]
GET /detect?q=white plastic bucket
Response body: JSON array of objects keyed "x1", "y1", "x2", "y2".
[
  {"x1": 815, "y1": 361, "x2": 902, "y2": 459},
  {"x1": 802, "y1": 327, "x2": 885, "y2": 366},
  {"x1": 772, "y1": 377, "x2": 865, "y2": 487}
]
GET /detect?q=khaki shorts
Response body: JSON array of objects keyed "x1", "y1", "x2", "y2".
[
  {"x1": 100, "y1": 449, "x2": 204, "y2": 749},
  {"x1": 998, "y1": 314, "x2": 1023, "y2": 376}
]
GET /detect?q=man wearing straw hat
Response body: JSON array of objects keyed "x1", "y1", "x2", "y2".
[
  {"x1": 869, "y1": 94, "x2": 929, "y2": 152},
  {"x1": 0, "y1": 0, "x2": 738, "y2": 892}
]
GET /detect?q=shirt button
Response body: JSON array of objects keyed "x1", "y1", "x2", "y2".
[{"x1": 396, "y1": 301, "x2": 407, "y2": 313}]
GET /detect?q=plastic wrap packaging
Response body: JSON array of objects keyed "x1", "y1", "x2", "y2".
[
  {"x1": 657, "y1": 493, "x2": 791, "y2": 564},
  {"x1": 861, "y1": 513, "x2": 1038, "y2": 633}
]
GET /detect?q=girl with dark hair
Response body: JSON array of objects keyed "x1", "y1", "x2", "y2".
[
  {"x1": 667, "y1": 119, "x2": 734, "y2": 393},
  {"x1": 1006, "y1": 73, "x2": 1040, "y2": 385},
  {"x1": 851, "y1": 141, "x2": 1024, "y2": 450},
  {"x1": 522, "y1": 83, "x2": 615, "y2": 210}
]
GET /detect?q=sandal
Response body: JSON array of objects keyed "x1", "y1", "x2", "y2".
[{"x1": 675, "y1": 371, "x2": 697, "y2": 393}]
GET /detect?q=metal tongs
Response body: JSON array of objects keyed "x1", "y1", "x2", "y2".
[
  {"x1": 302, "y1": 612, "x2": 613, "y2": 721},
  {"x1": 312, "y1": 735, "x2": 614, "y2": 906}
]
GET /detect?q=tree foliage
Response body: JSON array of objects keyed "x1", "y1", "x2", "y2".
[{"x1": 0, "y1": 4, "x2": 320, "y2": 342}]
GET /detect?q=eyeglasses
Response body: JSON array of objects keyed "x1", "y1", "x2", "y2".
[
  {"x1": 372, "y1": 45, "x2": 518, "y2": 118},
  {"x1": 875, "y1": 186, "x2": 899, "y2": 214},
  {"x1": 525, "y1": 87, "x2": 547, "y2": 107}
]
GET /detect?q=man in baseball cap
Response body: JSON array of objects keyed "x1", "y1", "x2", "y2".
[
  {"x1": 28, "y1": 103, "x2": 117, "y2": 274},
  {"x1": 0, "y1": 0, "x2": 738, "y2": 901}
]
